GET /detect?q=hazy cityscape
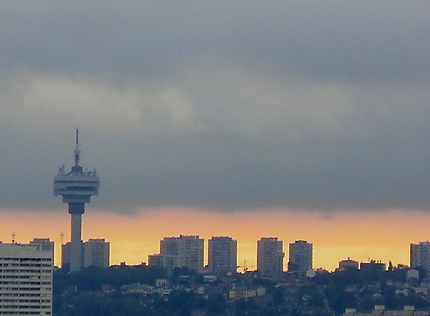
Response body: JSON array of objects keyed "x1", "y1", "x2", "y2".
[
  {"x1": 0, "y1": 134, "x2": 429, "y2": 314},
  {"x1": 4, "y1": 185, "x2": 430, "y2": 316},
  {"x1": 1, "y1": 1, "x2": 430, "y2": 315},
  {"x1": 0, "y1": 139, "x2": 423, "y2": 314},
  {"x1": 3, "y1": 147, "x2": 430, "y2": 316}
]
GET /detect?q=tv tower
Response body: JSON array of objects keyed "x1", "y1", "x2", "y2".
[{"x1": 53, "y1": 129, "x2": 100, "y2": 271}]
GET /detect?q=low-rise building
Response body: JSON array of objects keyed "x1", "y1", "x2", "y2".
[
  {"x1": 344, "y1": 305, "x2": 430, "y2": 315},
  {"x1": 338, "y1": 257, "x2": 359, "y2": 270},
  {"x1": 229, "y1": 285, "x2": 266, "y2": 300}
]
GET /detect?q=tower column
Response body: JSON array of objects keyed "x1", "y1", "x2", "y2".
[{"x1": 69, "y1": 203, "x2": 85, "y2": 272}]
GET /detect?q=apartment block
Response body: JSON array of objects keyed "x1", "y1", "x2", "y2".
[
  {"x1": 257, "y1": 237, "x2": 284, "y2": 280},
  {"x1": 0, "y1": 242, "x2": 53, "y2": 315},
  {"x1": 159, "y1": 235, "x2": 204, "y2": 271},
  {"x1": 83, "y1": 238, "x2": 110, "y2": 268},
  {"x1": 208, "y1": 236, "x2": 237, "y2": 275},
  {"x1": 410, "y1": 241, "x2": 430, "y2": 273},
  {"x1": 288, "y1": 240, "x2": 313, "y2": 272}
]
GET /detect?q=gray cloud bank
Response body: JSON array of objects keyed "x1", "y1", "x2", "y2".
[{"x1": 0, "y1": 1, "x2": 429, "y2": 212}]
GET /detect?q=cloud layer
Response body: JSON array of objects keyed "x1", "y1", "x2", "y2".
[{"x1": 1, "y1": 1, "x2": 430, "y2": 213}]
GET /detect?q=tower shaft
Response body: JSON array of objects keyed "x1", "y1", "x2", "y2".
[{"x1": 69, "y1": 203, "x2": 84, "y2": 271}]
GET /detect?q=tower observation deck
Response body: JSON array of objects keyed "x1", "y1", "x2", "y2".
[{"x1": 53, "y1": 130, "x2": 100, "y2": 271}]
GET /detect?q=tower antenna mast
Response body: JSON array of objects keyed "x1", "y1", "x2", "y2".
[{"x1": 74, "y1": 128, "x2": 80, "y2": 166}]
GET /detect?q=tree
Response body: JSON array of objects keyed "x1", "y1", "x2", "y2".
[
  {"x1": 206, "y1": 293, "x2": 227, "y2": 315},
  {"x1": 167, "y1": 290, "x2": 196, "y2": 316},
  {"x1": 272, "y1": 287, "x2": 285, "y2": 306}
]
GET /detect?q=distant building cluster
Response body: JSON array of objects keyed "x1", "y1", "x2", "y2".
[
  {"x1": 148, "y1": 236, "x2": 314, "y2": 280},
  {"x1": 62, "y1": 238, "x2": 110, "y2": 270},
  {"x1": 3, "y1": 233, "x2": 430, "y2": 315},
  {"x1": 144, "y1": 238, "x2": 430, "y2": 282}
]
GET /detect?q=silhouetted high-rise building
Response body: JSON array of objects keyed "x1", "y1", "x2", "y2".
[
  {"x1": 208, "y1": 236, "x2": 237, "y2": 275},
  {"x1": 159, "y1": 235, "x2": 204, "y2": 271},
  {"x1": 257, "y1": 237, "x2": 284, "y2": 280},
  {"x1": 54, "y1": 130, "x2": 100, "y2": 271},
  {"x1": 288, "y1": 240, "x2": 313, "y2": 272},
  {"x1": 410, "y1": 241, "x2": 430, "y2": 273},
  {"x1": 160, "y1": 237, "x2": 179, "y2": 257},
  {"x1": 83, "y1": 238, "x2": 110, "y2": 268}
]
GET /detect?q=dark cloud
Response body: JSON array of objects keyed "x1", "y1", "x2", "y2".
[
  {"x1": 1, "y1": 1, "x2": 429, "y2": 82},
  {"x1": 0, "y1": 1, "x2": 429, "y2": 213}
]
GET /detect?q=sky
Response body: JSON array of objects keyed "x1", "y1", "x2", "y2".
[{"x1": 1, "y1": 1, "x2": 430, "y2": 270}]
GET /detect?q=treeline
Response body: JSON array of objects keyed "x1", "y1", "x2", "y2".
[
  {"x1": 53, "y1": 264, "x2": 430, "y2": 315},
  {"x1": 54, "y1": 264, "x2": 168, "y2": 294}
]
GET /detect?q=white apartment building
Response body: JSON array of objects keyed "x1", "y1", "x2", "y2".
[
  {"x1": 0, "y1": 242, "x2": 53, "y2": 315},
  {"x1": 257, "y1": 237, "x2": 284, "y2": 280},
  {"x1": 208, "y1": 236, "x2": 237, "y2": 275}
]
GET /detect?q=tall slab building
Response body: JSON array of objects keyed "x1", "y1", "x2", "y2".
[
  {"x1": 159, "y1": 235, "x2": 204, "y2": 271},
  {"x1": 410, "y1": 241, "x2": 430, "y2": 273},
  {"x1": 54, "y1": 130, "x2": 100, "y2": 271},
  {"x1": 0, "y1": 242, "x2": 53, "y2": 315},
  {"x1": 288, "y1": 240, "x2": 313, "y2": 272},
  {"x1": 83, "y1": 238, "x2": 110, "y2": 268},
  {"x1": 257, "y1": 237, "x2": 284, "y2": 280},
  {"x1": 208, "y1": 236, "x2": 237, "y2": 275}
]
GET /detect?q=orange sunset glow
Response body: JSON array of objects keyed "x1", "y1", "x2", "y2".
[{"x1": 1, "y1": 208, "x2": 427, "y2": 271}]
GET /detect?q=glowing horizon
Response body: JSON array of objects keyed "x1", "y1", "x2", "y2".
[{"x1": 0, "y1": 208, "x2": 427, "y2": 272}]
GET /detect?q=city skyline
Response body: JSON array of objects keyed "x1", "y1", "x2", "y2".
[
  {"x1": 0, "y1": 2, "x2": 429, "y2": 275},
  {"x1": 1, "y1": 208, "x2": 428, "y2": 272}
]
